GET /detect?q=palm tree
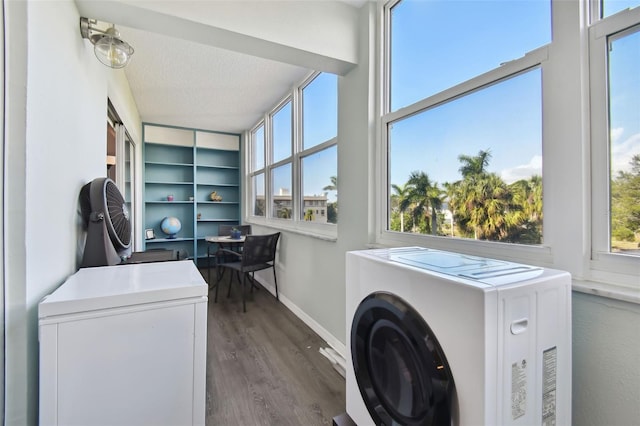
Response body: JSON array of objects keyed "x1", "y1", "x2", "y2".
[
  {"x1": 458, "y1": 149, "x2": 492, "y2": 178},
  {"x1": 391, "y1": 183, "x2": 411, "y2": 232},
  {"x1": 451, "y1": 150, "x2": 513, "y2": 240},
  {"x1": 304, "y1": 208, "x2": 314, "y2": 221},
  {"x1": 323, "y1": 175, "x2": 337, "y2": 192},
  {"x1": 510, "y1": 175, "x2": 543, "y2": 223},
  {"x1": 323, "y1": 175, "x2": 338, "y2": 224},
  {"x1": 406, "y1": 171, "x2": 443, "y2": 235}
]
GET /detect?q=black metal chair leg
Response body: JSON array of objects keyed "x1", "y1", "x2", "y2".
[
  {"x1": 227, "y1": 271, "x2": 235, "y2": 298},
  {"x1": 242, "y1": 273, "x2": 247, "y2": 313},
  {"x1": 273, "y1": 268, "x2": 279, "y2": 301},
  {"x1": 208, "y1": 247, "x2": 212, "y2": 288},
  {"x1": 214, "y1": 264, "x2": 220, "y2": 303}
]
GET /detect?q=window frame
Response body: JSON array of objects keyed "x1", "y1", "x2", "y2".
[
  {"x1": 378, "y1": 0, "x2": 552, "y2": 264},
  {"x1": 588, "y1": 6, "x2": 640, "y2": 286},
  {"x1": 246, "y1": 71, "x2": 338, "y2": 240},
  {"x1": 377, "y1": 0, "x2": 640, "y2": 300},
  {"x1": 249, "y1": 121, "x2": 266, "y2": 217}
]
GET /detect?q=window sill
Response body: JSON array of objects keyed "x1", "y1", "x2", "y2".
[
  {"x1": 572, "y1": 279, "x2": 640, "y2": 305},
  {"x1": 245, "y1": 217, "x2": 338, "y2": 242}
]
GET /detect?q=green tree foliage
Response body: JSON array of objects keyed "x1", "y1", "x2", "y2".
[
  {"x1": 327, "y1": 202, "x2": 338, "y2": 224},
  {"x1": 611, "y1": 154, "x2": 640, "y2": 245},
  {"x1": 304, "y1": 209, "x2": 314, "y2": 221},
  {"x1": 324, "y1": 175, "x2": 338, "y2": 224},
  {"x1": 406, "y1": 171, "x2": 443, "y2": 235},
  {"x1": 323, "y1": 175, "x2": 337, "y2": 192},
  {"x1": 394, "y1": 149, "x2": 544, "y2": 244},
  {"x1": 391, "y1": 183, "x2": 412, "y2": 232}
]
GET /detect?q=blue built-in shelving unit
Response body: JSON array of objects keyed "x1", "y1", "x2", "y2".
[{"x1": 142, "y1": 123, "x2": 241, "y2": 265}]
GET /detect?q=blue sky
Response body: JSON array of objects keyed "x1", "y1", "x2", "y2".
[
  {"x1": 389, "y1": 0, "x2": 639, "y2": 189},
  {"x1": 389, "y1": 0, "x2": 550, "y2": 188},
  {"x1": 609, "y1": 28, "x2": 640, "y2": 176},
  {"x1": 267, "y1": 0, "x2": 639, "y2": 205},
  {"x1": 270, "y1": 73, "x2": 338, "y2": 202}
]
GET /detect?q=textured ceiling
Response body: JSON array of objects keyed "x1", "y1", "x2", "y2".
[{"x1": 120, "y1": 26, "x2": 311, "y2": 134}]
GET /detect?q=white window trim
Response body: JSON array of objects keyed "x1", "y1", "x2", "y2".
[
  {"x1": 376, "y1": 0, "x2": 639, "y2": 302},
  {"x1": 378, "y1": 0, "x2": 552, "y2": 266},
  {"x1": 588, "y1": 7, "x2": 640, "y2": 289},
  {"x1": 245, "y1": 71, "x2": 338, "y2": 241}
]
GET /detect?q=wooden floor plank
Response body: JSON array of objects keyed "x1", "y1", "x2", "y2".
[{"x1": 203, "y1": 271, "x2": 346, "y2": 425}]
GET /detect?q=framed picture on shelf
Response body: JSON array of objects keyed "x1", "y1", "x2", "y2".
[{"x1": 145, "y1": 228, "x2": 156, "y2": 240}]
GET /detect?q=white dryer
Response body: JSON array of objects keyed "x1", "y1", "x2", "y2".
[{"x1": 345, "y1": 247, "x2": 571, "y2": 426}]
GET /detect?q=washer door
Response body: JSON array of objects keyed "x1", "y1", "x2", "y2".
[{"x1": 351, "y1": 292, "x2": 455, "y2": 426}]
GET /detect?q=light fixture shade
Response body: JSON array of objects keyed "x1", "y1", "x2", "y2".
[
  {"x1": 94, "y1": 33, "x2": 134, "y2": 69},
  {"x1": 80, "y1": 18, "x2": 134, "y2": 69}
]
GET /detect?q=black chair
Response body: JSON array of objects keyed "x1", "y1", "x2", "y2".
[
  {"x1": 215, "y1": 232, "x2": 280, "y2": 312},
  {"x1": 207, "y1": 225, "x2": 252, "y2": 285}
]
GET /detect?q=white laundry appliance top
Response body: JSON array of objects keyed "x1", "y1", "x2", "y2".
[
  {"x1": 364, "y1": 246, "x2": 544, "y2": 286},
  {"x1": 39, "y1": 260, "x2": 207, "y2": 318}
]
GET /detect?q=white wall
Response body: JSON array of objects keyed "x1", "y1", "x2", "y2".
[
  {"x1": 3, "y1": 1, "x2": 141, "y2": 424},
  {"x1": 572, "y1": 292, "x2": 640, "y2": 425}
]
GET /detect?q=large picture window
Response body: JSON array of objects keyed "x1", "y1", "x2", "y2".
[
  {"x1": 382, "y1": 0, "x2": 639, "y2": 293},
  {"x1": 384, "y1": 0, "x2": 548, "y2": 246},
  {"x1": 590, "y1": 4, "x2": 640, "y2": 267},
  {"x1": 248, "y1": 72, "x2": 338, "y2": 234},
  {"x1": 389, "y1": 69, "x2": 542, "y2": 243}
]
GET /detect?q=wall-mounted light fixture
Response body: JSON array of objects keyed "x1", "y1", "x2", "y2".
[{"x1": 80, "y1": 17, "x2": 134, "y2": 69}]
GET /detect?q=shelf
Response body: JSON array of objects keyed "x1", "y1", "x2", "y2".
[
  {"x1": 146, "y1": 237, "x2": 194, "y2": 243},
  {"x1": 146, "y1": 161, "x2": 193, "y2": 167},
  {"x1": 143, "y1": 123, "x2": 240, "y2": 263},
  {"x1": 146, "y1": 202, "x2": 194, "y2": 205},
  {"x1": 196, "y1": 183, "x2": 239, "y2": 187},
  {"x1": 196, "y1": 164, "x2": 238, "y2": 170},
  {"x1": 197, "y1": 201, "x2": 238, "y2": 205},
  {"x1": 146, "y1": 181, "x2": 194, "y2": 185}
]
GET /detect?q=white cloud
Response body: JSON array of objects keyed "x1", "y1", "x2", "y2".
[
  {"x1": 612, "y1": 132, "x2": 640, "y2": 175},
  {"x1": 611, "y1": 127, "x2": 625, "y2": 143},
  {"x1": 500, "y1": 155, "x2": 542, "y2": 184}
]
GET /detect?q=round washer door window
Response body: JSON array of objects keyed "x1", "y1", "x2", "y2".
[{"x1": 351, "y1": 292, "x2": 456, "y2": 426}]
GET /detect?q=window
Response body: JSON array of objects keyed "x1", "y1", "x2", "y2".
[
  {"x1": 384, "y1": 0, "x2": 548, "y2": 246},
  {"x1": 248, "y1": 72, "x2": 338, "y2": 235},
  {"x1": 250, "y1": 124, "x2": 266, "y2": 217},
  {"x1": 303, "y1": 72, "x2": 338, "y2": 149},
  {"x1": 590, "y1": 5, "x2": 640, "y2": 269},
  {"x1": 272, "y1": 163, "x2": 292, "y2": 219},
  {"x1": 272, "y1": 101, "x2": 292, "y2": 163},
  {"x1": 388, "y1": 0, "x2": 550, "y2": 112},
  {"x1": 601, "y1": 0, "x2": 640, "y2": 17},
  {"x1": 302, "y1": 145, "x2": 337, "y2": 224},
  {"x1": 252, "y1": 125, "x2": 264, "y2": 171},
  {"x1": 252, "y1": 173, "x2": 265, "y2": 216},
  {"x1": 382, "y1": 0, "x2": 640, "y2": 294}
]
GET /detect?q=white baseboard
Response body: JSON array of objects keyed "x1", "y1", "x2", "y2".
[{"x1": 257, "y1": 277, "x2": 347, "y2": 360}]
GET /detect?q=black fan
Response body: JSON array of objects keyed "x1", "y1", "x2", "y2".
[{"x1": 80, "y1": 177, "x2": 131, "y2": 267}]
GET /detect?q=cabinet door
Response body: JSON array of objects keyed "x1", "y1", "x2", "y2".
[{"x1": 41, "y1": 302, "x2": 204, "y2": 426}]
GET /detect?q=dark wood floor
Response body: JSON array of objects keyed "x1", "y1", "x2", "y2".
[{"x1": 203, "y1": 270, "x2": 346, "y2": 425}]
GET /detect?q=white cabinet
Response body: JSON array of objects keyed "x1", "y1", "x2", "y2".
[{"x1": 39, "y1": 261, "x2": 208, "y2": 426}]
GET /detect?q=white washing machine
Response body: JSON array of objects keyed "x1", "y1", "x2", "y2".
[{"x1": 345, "y1": 247, "x2": 571, "y2": 426}]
